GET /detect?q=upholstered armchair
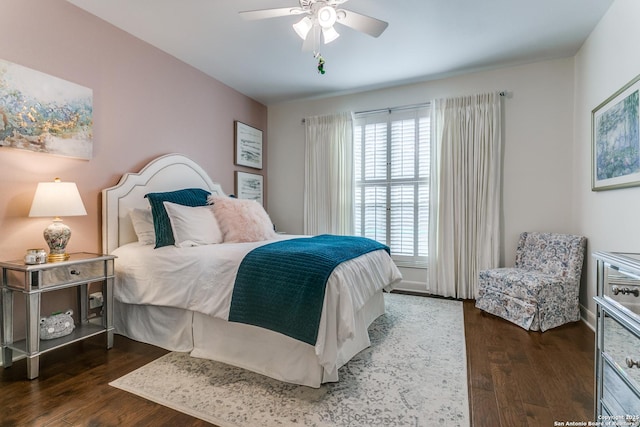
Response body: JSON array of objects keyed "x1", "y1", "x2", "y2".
[{"x1": 475, "y1": 232, "x2": 587, "y2": 331}]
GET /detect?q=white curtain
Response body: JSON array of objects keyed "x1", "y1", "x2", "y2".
[
  {"x1": 428, "y1": 92, "x2": 502, "y2": 299},
  {"x1": 303, "y1": 112, "x2": 354, "y2": 235}
]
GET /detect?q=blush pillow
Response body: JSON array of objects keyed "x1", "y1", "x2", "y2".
[
  {"x1": 163, "y1": 201, "x2": 223, "y2": 247},
  {"x1": 208, "y1": 196, "x2": 276, "y2": 243}
]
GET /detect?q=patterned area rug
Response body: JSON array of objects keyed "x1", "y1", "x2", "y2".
[{"x1": 110, "y1": 293, "x2": 469, "y2": 426}]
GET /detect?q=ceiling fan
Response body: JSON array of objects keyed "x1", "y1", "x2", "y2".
[{"x1": 239, "y1": 0, "x2": 389, "y2": 52}]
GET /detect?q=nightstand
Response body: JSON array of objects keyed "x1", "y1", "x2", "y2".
[{"x1": 0, "y1": 252, "x2": 116, "y2": 379}]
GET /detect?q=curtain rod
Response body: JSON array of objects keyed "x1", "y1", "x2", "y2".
[
  {"x1": 301, "y1": 92, "x2": 508, "y2": 124},
  {"x1": 354, "y1": 92, "x2": 507, "y2": 117},
  {"x1": 354, "y1": 101, "x2": 431, "y2": 116},
  {"x1": 301, "y1": 102, "x2": 429, "y2": 124}
]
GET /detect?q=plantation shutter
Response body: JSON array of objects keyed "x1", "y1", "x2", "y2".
[{"x1": 354, "y1": 106, "x2": 430, "y2": 266}]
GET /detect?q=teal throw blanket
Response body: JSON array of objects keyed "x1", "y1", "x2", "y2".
[{"x1": 228, "y1": 234, "x2": 389, "y2": 345}]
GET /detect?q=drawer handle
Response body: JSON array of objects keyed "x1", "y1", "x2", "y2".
[
  {"x1": 626, "y1": 357, "x2": 640, "y2": 369},
  {"x1": 69, "y1": 269, "x2": 81, "y2": 276},
  {"x1": 612, "y1": 286, "x2": 639, "y2": 297}
]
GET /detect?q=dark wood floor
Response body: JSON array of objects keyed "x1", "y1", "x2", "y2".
[
  {"x1": 0, "y1": 299, "x2": 594, "y2": 427},
  {"x1": 464, "y1": 300, "x2": 594, "y2": 427}
]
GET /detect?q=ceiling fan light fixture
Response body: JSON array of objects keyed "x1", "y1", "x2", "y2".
[
  {"x1": 322, "y1": 25, "x2": 340, "y2": 44},
  {"x1": 293, "y1": 16, "x2": 313, "y2": 39},
  {"x1": 317, "y1": 6, "x2": 337, "y2": 28}
]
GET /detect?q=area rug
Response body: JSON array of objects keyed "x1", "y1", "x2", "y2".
[{"x1": 110, "y1": 293, "x2": 470, "y2": 426}]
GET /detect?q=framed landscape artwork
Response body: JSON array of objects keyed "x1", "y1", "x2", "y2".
[
  {"x1": 592, "y1": 73, "x2": 640, "y2": 191},
  {"x1": 235, "y1": 121, "x2": 263, "y2": 169},
  {"x1": 0, "y1": 58, "x2": 93, "y2": 160},
  {"x1": 235, "y1": 171, "x2": 264, "y2": 205}
]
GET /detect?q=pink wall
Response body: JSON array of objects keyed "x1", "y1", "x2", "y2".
[{"x1": 0, "y1": 0, "x2": 267, "y2": 262}]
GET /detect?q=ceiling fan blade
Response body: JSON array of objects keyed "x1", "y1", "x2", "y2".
[
  {"x1": 336, "y1": 9, "x2": 388, "y2": 37},
  {"x1": 239, "y1": 7, "x2": 305, "y2": 21}
]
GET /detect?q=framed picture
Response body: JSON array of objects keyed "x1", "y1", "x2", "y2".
[
  {"x1": 0, "y1": 58, "x2": 93, "y2": 160},
  {"x1": 235, "y1": 171, "x2": 264, "y2": 205},
  {"x1": 235, "y1": 121, "x2": 263, "y2": 169},
  {"x1": 592, "y1": 73, "x2": 640, "y2": 191}
]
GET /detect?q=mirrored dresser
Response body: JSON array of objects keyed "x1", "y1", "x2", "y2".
[{"x1": 593, "y1": 252, "x2": 640, "y2": 426}]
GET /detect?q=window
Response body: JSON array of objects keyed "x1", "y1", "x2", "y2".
[{"x1": 353, "y1": 106, "x2": 430, "y2": 267}]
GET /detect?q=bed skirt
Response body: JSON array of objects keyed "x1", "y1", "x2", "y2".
[
  {"x1": 113, "y1": 290, "x2": 385, "y2": 388},
  {"x1": 113, "y1": 300, "x2": 194, "y2": 352}
]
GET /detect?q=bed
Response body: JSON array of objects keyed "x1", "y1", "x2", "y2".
[{"x1": 102, "y1": 153, "x2": 402, "y2": 387}]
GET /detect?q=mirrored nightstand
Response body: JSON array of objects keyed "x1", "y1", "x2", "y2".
[{"x1": 1, "y1": 252, "x2": 115, "y2": 379}]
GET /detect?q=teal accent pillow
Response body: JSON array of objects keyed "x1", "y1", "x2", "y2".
[{"x1": 145, "y1": 188, "x2": 211, "y2": 248}]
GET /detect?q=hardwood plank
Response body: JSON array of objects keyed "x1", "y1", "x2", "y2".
[
  {"x1": 487, "y1": 350, "x2": 528, "y2": 427},
  {"x1": 464, "y1": 300, "x2": 502, "y2": 427},
  {"x1": 468, "y1": 388, "x2": 501, "y2": 427},
  {"x1": 522, "y1": 402, "x2": 555, "y2": 427}
]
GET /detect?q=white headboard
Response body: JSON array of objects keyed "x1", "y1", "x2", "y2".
[{"x1": 102, "y1": 153, "x2": 225, "y2": 254}]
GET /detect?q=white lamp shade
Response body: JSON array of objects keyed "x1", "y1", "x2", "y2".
[
  {"x1": 293, "y1": 16, "x2": 313, "y2": 40},
  {"x1": 322, "y1": 26, "x2": 340, "y2": 44},
  {"x1": 29, "y1": 180, "x2": 87, "y2": 218}
]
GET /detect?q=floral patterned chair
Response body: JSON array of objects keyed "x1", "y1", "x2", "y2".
[{"x1": 475, "y1": 232, "x2": 587, "y2": 331}]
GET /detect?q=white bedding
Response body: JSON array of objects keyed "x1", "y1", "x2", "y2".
[
  {"x1": 102, "y1": 154, "x2": 404, "y2": 387},
  {"x1": 112, "y1": 235, "x2": 402, "y2": 378}
]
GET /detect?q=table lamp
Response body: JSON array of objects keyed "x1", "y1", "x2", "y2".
[{"x1": 28, "y1": 178, "x2": 87, "y2": 262}]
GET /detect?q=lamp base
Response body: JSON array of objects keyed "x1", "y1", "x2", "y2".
[
  {"x1": 43, "y1": 218, "x2": 72, "y2": 263},
  {"x1": 47, "y1": 252, "x2": 70, "y2": 262}
]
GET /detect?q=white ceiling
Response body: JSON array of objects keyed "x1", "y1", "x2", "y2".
[{"x1": 66, "y1": 0, "x2": 613, "y2": 105}]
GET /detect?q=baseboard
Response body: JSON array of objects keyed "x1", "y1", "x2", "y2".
[
  {"x1": 393, "y1": 280, "x2": 428, "y2": 295},
  {"x1": 580, "y1": 303, "x2": 596, "y2": 332}
]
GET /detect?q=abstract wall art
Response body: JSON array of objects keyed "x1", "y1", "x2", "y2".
[
  {"x1": 236, "y1": 171, "x2": 264, "y2": 205},
  {"x1": 0, "y1": 58, "x2": 93, "y2": 160},
  {"x1": 234, "y1": 121, "x2": 262, "y2": 169}
]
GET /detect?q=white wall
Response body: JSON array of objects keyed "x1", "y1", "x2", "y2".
[
  {"x1": 268, "y1": 58, "x2": 576, "y2": 293},
  {"x1": 573, "y1": 0, "x2": 640, "y2": 325}
]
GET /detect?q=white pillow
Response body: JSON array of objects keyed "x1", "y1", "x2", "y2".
[
  {"x1": 129, "y1": 208, "x2": 156, "y2": 245},
  {"x1": 163, "y1": 201, "x2": 223, "y2": 247},
  {"x1": 208, "y1": 196, "x2": 276, "y2": 243}
]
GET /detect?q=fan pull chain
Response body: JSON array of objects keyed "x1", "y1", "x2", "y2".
[{"x1": 314, "y1": 52, "x2": 326, "y2": 74}]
